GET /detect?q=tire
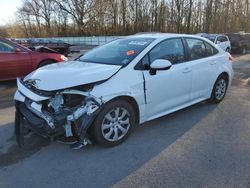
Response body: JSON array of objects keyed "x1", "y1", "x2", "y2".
[
  {"x1": 15, "y1": 110, "x2": 24, "y2": 147},
  {"x1": 209, "y1": 74, "x2": 228, "y2": 104},
  {"x1": 15, "y1": 110, "x2": 50, "y2": 148},
  {"x1": 15, "y1": 110, "x2": 33, "y2": 147},
  {"x1": 38, "y1": 60, "x2": 56, "y2": 68},
  {"x1": 91, "y1": 100, "x2": 135, "y2": 147}
]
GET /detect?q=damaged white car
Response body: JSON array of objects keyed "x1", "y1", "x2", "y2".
[{"x1": 14, "y1": 33, "x2": 234, "y2": 149}]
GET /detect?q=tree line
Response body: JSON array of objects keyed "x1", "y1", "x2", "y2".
[{"x1": 2, "y1": 0, "x2": 250, "y2": 38}]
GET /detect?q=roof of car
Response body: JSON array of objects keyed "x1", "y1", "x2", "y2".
[
  {"x1": 203, "y1": 34, "x2": 227, "y2": 37},
  {"x1": 127, "y1": 33, "x2": 200, "y2": 39}
]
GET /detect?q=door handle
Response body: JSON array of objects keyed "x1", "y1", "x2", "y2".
[
  {"x1": 182, "y1": 67, "x2": 192, "y2": 73},
  {"x1": 210, "y1": 61, "x2": 217, "y2": 65}
]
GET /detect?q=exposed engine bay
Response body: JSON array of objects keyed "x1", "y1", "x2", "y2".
[{"x1": 15, "y1": 78, "x2": 104, "y2": 149}]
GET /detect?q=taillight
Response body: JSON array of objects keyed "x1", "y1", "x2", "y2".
[{"x1": 229, "y1": 54, "x2": 233, "y2": 61}]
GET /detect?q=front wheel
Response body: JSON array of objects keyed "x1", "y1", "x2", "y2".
[
  {"x1": 209, "y1": 75, "x2": 228, "y2": 104},
  {"x1": 91, "y1": 100, "x2": 135, "y2": 147}
]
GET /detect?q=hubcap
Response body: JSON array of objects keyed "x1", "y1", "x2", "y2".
[
  {"x1": 101, "y1": 107, "x2": 130, "y2": 142},
  {"x1": 215, "y1": 79, "x2": 227, "y2": 100}
]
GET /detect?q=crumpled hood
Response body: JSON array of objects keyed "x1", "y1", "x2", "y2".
[{"x1": 23, "y1": 61, "x2": 121, "y2": 91}]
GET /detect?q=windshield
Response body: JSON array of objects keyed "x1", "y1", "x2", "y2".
[
  {"x1": 79, "y1": 37, "x2": 154, "y2": 65},
  {"x1": 204, "y1": 35, "x2": 216, "y2": 42}
]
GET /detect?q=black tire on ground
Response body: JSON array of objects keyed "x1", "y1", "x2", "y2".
[
  {"x1": 15, "y1": 110, "x2": 24, "y2": 147},
  {"x1": 38, "y1": 60, "x2": 56, "y2": 68},
  {"x1": 91, "y1": 100, "x2": 135, "y2": 147},
  {"x1": 15, "y1": 110, "x2": 50, "y2": 148},
  {"x1": 209, "y1": 74, "x2": 228, "y2": 104}
]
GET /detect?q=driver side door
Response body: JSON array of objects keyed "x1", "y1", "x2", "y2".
[{"x1": 142, "y1": 38, "x2": 192, "y2": 120}]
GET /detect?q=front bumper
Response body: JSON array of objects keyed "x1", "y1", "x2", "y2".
[
  {"x1": 15, "y1": 102, "x2": 64, "y2": 139},
  {"x1": 14, "y1": 78, "x2": 103, "y2": 147}
]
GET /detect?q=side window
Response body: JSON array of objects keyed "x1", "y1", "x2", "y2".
[
  {"x1": 186, "y1": 38, "x2": 206, "y2": 60},
  {"x1": 217, "y1": 37, "x2": 223, "y2": 42},
  {"x1": 0, "y1": 41, "x2": 14, "y2": 52},
  {"x1": 204, "y1": 41, "x2": 219, "y2": 57},
  {"x1": 149, "y1": 38, "x2": 185, "y2": 64},
  {"x1": 223, "y1": 36, "x2": 228, "y2": 41},
  {"x1": 217, "y1": 36, "x2": 227, "y2": 42}
]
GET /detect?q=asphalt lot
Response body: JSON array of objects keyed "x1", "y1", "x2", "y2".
[{"x1": 0, "y1": 54, "x2": 250, "y2": 188}]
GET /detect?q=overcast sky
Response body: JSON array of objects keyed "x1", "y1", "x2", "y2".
[{"x1": 0, "y1": 0, "x2": 22, "y2": 25}]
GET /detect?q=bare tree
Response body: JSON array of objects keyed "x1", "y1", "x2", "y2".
[{"x1": 5, "y1": 0, "x2": 249, "y2": 37}]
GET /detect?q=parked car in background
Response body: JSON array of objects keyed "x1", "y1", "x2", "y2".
[
  {"x1": 199, "y1": 34, "x2": 231, "y2": 52},
  {"x1": 16, "y1": 38, "x2": 71, "y2": 56},
  {"x1": 0, "y1": 38, "x2": 68, "y2": 81},
  {"x1": 227, "y1": 33, "x2": 250, "y2": 54},
  {"x1": 14, "y1": 33, "x2": 233, "y2": 149}
]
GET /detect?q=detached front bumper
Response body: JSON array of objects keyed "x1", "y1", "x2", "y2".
[
  {"x1": 14, "y1": 78, "x2": 103, "y2": 148},
  {"x1": 15, "y1": 102, "x2": 65, "y2": 139}
]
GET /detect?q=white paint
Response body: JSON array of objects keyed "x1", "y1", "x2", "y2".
[
  {"x1": 15, "y1": 33, "x2": 234, "y2": 125},
  {"x1": 23, "y1": 61, "x2": 122, "y2": 91}
]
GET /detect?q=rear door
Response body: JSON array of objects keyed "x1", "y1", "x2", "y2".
[
  {"x1": 184, "y1": 38, "x2": 219, "y2": 101},
  {"x1": 0, "y1": 40, "x2": 32, "y2": 80}
]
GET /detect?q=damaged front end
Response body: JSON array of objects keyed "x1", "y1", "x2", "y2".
[{"x1": 15, "y1": 78, "x2": 104, "y2": 149}]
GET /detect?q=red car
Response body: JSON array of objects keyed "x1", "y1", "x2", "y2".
[{"x1": 0, "y1": 38, "x2": 68, "y2": 81}]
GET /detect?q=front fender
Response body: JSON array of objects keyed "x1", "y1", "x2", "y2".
[{"x1": 89, "y1": 69, "x2": 147, "y2": 123}]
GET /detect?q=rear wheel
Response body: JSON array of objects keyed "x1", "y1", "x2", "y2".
[
  {"x1": 91, "y1": 100, "x2": 135, "y2": 147},
  {"x1": 209, "y1": 75, "x2": 228, "y2": 104}
]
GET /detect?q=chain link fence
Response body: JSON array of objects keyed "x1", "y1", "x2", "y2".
[
  {"x1": 57, "y1": 36, "x2": 119, "y2": 46},
  {"x1": 18, "y1": 36, "x2": 120, "y2": 46}
]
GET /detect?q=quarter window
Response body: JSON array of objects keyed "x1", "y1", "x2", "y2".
[
  {"x1": 149, "y1": 38, "x2": 185, "y2": 64},
  {"x1": 0, "y1": 41, "x2": 14, "y2": 52},
  {"x1": 204, "y1": 42, "x2": 218, "y2": 57},
  {"x1": 217, "y1": 36, "x2": 228, "y2": 42},
  {"x1": 186, "y1": 38, "x2": 206, "y2": 60}
]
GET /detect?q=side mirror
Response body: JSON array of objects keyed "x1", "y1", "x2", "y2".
[
  {"x1": 15, "y1": 48, "x2": 21, "y2": 53},
  {"x1": 150, "y1": 59, "x2": 172, "y2": 75}
]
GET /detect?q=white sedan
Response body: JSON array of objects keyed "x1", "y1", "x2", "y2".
[
  {"x1": 14, "y1": 33, "x2": 234, "y2": 149},
  {"x1": 199, "y1": 34, "x2": 231, "y2": 52}
]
